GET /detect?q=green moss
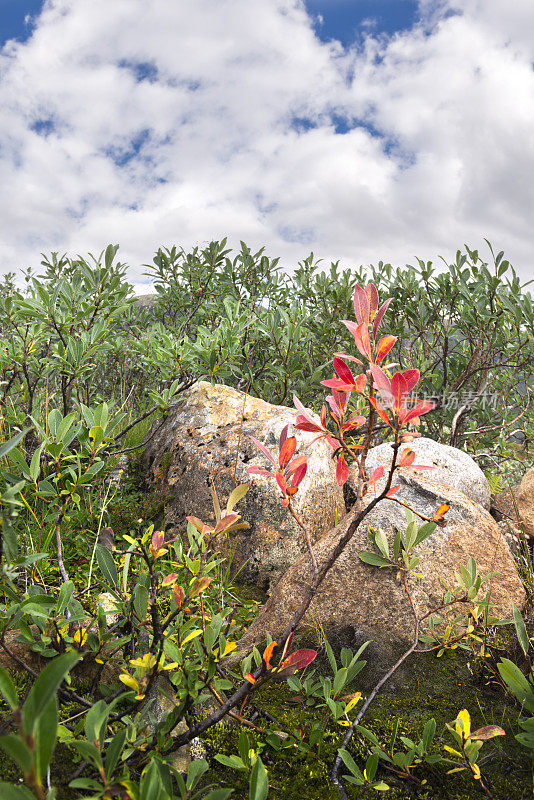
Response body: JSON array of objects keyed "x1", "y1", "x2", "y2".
[{"x1": 200, "y1": 648, "x2": 532, "y2": 800}]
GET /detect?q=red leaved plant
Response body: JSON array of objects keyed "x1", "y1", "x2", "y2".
[{"x1": 246, "y1": 424, "x2": 308, "y2": 506}]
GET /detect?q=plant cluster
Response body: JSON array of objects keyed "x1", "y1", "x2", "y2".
[{"x1": 0, "y1": 243, "x2": 531, "y2": 798}]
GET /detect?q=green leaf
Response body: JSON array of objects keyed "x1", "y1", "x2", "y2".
[
  {"x1": 338, "y1": 748, "x2": 364, "y2": 781},
  {"x1": 34, "y1": 695, "x2": 58, "y2": 782},
  {"x1": 0, "y1": 783, "x2": 35, "y2": 799},
  {"x1": 56, "y1": 581, "x2": 75, "y2": 616},
  {"x1": 365, "y1": 752, "x2": 378, "y2": 781},
  {"x1": 333, "y1": 667, "x2": 348, "y2": 697},
  {"x1": 374, "y1": 529, "x2": 389, "y2": 558},
  {"x1": 497, "y1": 659, "x2": 534, "y2": 712},
  {"x1": 0, "y1": 666, "x2": 18, "y2": 711},
  {"x1": 512, "y1": 604, "x2": 530, "y2": 656},
  {"x1": 22, "y1": 650, "x2": 80, "y2": 734},
  {"x1": 96, "y1": 543, "x2": 118, "y2": 587},
  {"x1": 134, "y1": 583, "x2": 149, "y2": 622},
  {"x1": 249, "y1": 756, "x2": 269, "y2": 800},
  {"x1": 359, "y1": 552, "x2": 391, "y2": 568},
  {"x1": 0, "y1": 734, "x2": 32, "y2": 773},
  {"x1": 186, "y1": 758, "x2": 209, "y2": 790},
  {"x1": 0, "y1": 428, "x2": 31, "y2": 460},
  {"x1": 105, "y1": 728, "x2": 127, "y2": 782}
]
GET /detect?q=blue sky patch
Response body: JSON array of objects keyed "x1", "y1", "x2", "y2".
[
  {"x1": 305, "y1": 0, "x2": 419, "y2": 46},
  {"x1": 0, "y1": 0, "x2": 44, "y2": 45}
]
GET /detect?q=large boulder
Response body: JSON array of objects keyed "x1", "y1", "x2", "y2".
[
  {"x1": 517, "y1": 468, "x2": 534, "y2": 539},
  {"x1": 235, "y1": 470, "x2": 525, "y2": 657},
  {"x1": 354, "y1": 438, "x2": 491, "y2": 510},
  {"x1": 141, "y1": 381, "x2": 345, "y2": 589}
]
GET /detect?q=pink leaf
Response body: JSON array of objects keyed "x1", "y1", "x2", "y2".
[
  {"x1": 333, "y1": 351, "x2": 363, "y2": 364},
  {"x1": 246, "y1": 466, "x2": 274, "y2": 477},
  {"x1": 373, "y1": 298, "x2": 391, "y2": 338},
  {"x1": 249, "y1": 435, "x2": 277, "y2": 466},
  {"x1": 354, "y1": 322, "x2": 372, "y2": 360},
  {"x1": 365, "y1": 283, "x2": 379, "y2": 317},
  {"x1": 386, "y1": 485, "x2": 400, "y2": 497},
  {"x1": 369, "y1": 466, "x2": 384, "y2": 484},
  {"x1": 353, "y1": 284, "x2": 370, "y2": 325},
  {"x1": 279, "y1": 424, "x2": 289, "y2": 451},
  {"x1": 369, "y1": 364, "x2": 393, "y2": 401}
]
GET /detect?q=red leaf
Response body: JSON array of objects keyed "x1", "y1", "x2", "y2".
[
  {"x1": 372, "y1": 298, "x2": 391, "y2": 338},
  {"x1": 279, "y1": 424, "x2": 289, "y2": 451},
  {"x1": 286, "y1": 454, "x2": 307, "y2": 474},
  {"x1": 403, "y1": 401, "x2": 435, "y2": 422},
  {"x1": 391, "y1": 372, "x2": 408, "y2": 412},
  {"x1": 249, "y1": 435, "x2": 276, "y2": 466},
  {"x1": 336, "y1": 453, "x2": 349, "y2": 486},
  {"x1": 386, "y1": 485, "x2": 400, "y2": 497},
  {"x1": 471, "y1": 725, "x2": 505, "y2": 741},
  {"x1": 375, "y1": 334, "x2": 397, "y2": 364},
  {"x1": 402, "y1": 369, "x2": 420, "y2": 392},
  {"x1": 279, "y1": 436, "x2": 297, "y2": 468},
  {"x1": 277, "y1": 648, "x2": 317, "y2": 677},
  {"x1": 295, "y1": 417, "x2": 324, "y2": 433},
  {"x1": 353, "y1": 284, "x2": 370, "y2": 325},
  {"x1": 276, "y1": 472, "x2": 288, "y2": 493},
  {"x1": 151, "y1": 530, "x2": 164, "y2": 551},
  {"x1": 368, "y1": 396, "x2": 391, "y2": 425},
  {"x1": 173, "y1": 585, "x2": 185, "y2": 606},
  {"x1": 291, "y1": 461, "x2": 307, "y2": 487},
  {"x1": 333, "y1": 357, "x2": 356, "y2": 386},
  {"x1": 245, "y1": 673, "x2": 256, "y2": 685}
]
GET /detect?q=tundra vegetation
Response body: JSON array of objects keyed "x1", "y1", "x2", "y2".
[{"x1": 0, "y1": 241, "x2": 532, "y2": 799}]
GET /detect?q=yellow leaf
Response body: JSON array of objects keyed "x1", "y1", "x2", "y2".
[
  {"x1": 226, "y1": 484, "x2": 249, "y2": 513},
  {"x1": 443, "y1": 746, "x2": 463, "y2": 757},
  {"x1": 473, "y1": 763, "x2": 481, "y2": 780},
  {"x1": 447, "y1": 767, "x2": 466, "y2": 774},
  {"x1": 345, "y1": 693, "x2": 362, "y2": 714},
  {"x1": 181, "y1": 629, "x2": 203, "y2": 646},
  {"x1": 222, "y1": 641, "x2": 237, "y2": 658},
  {"x1": 455, "y1": 709, "x2": 471, "y2": 739},
  {"x1": 119, "y1": 673, "x2": 139, "y2": 692}
]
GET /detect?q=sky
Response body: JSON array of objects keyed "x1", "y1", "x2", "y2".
[{"x1": 0, "y1": 0, "x2": 533, "y2": 291}]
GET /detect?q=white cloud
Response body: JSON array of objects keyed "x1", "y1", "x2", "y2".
[{"x1": 0, "y1": 0, "x2": 532, "y2": 285}]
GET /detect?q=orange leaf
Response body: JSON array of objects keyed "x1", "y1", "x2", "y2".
[
  {"x1": 386, "y1": 485, "x2": 400, "y2": 497},
  {"x1": 245, "y1": 672, "x2": 256, "y2": 685},
  {"x1": 375, "y1": 334, "x2": 397, "y2": 364},
  {"x1": 263, "y1": 641, "x2": 277, "y2": 669},
  {"x1": 190, "y1": 576, "x2": 211, "y2": 598},
  {"x1": 173, "y1": 585, "x2": 185, "y2": 607},
  {"x1": 162, "y1": 572, "x2": 179, "y2": 587}
]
